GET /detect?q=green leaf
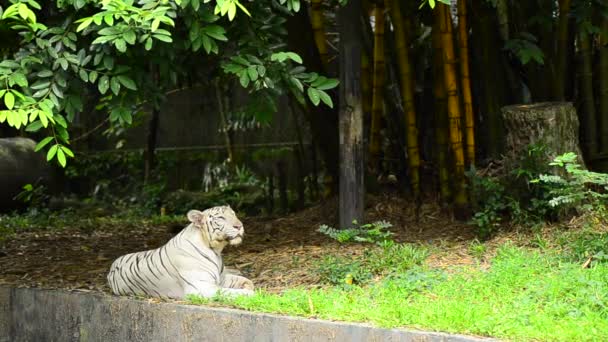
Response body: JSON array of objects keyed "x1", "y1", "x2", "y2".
[
  {"x1": 98, "y1": 75, "x2": 109, "y2": 94},
  {"x1": 89, "y1": 71, "x2": 98, "y2": 83},
  {"x1": 239, "y1": 72, "x2": 250, "y2": 88},
  {"x1": 307, "y1": 87, "x2": 320, "y2": 106},
  {"x1": 37, "y1": 70, "x2": 53, "y2": 78},
  {"x1": 35, "y1": 136, "x2": 53, "y2": 151},
  {"x1": 247, "y1": 66, "x2": 258, "y2": 81},
  {"x1": 61, "y1": 145, "x2": 74, "y2": 158},
  {"x1": 145, "y1": 38, "x2": 153, "y2": 51},
  {"x1": 317, "y1": 89, "x2": 333, "y2": 108},
  {"x1": 316, "y1": 78, "x2": 339, "y2": 90},
  {"x1": 56, "y1": 148, "x2": 66, "y2": 167},
  {"x1": 117, "y1": 75, "x2": 137, "y2": 90},
  {"x1": 47, "y1": 144, "x2": 58, "y2": 161},
  {"x1": 123, "y1": 30, "x2": 136, "y2": 45},
  {"x1": 153, "y1": 34, "x2": 173, "y2": 43},
  {"x1": 110, "y1": 76, "x2": 121, "y2": 95},
  {"x1": 115, "y1": 39, "x2": 127, "y2": 52},
  {"x1": 228, "y1": 2, "x2": 237, "y2": 21},
  {"x1": 4, "y1": 92, "x2": 15, "y2": 109},
  {"x1": 26, "y1": 120, "x2": 43, "y2": 132},
  {"x1": 151, "y1": 18, "x2": 161, "y2": 32},
  {"x1": 79, "y1": 69, "x2": 88, "y2": 82},
  {"x1": 76, "y1": 18, "x2": 93, "y2": 32}
]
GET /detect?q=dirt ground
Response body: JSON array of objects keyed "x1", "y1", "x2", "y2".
[{"x1": 0, "y1": 194, "x2": 485, "y2": 294}]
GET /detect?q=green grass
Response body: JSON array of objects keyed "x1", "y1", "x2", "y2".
[{"x1": 190, "y1": 243, "x2": 608, "y2": 341}]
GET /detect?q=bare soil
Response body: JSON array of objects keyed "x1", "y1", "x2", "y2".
[{"x1": 0, "y1": 194, "x2": 487, "y2": 294}]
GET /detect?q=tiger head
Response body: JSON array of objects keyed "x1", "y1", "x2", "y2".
[{"x1": 187, "y1": 206, "x2": 245, "y2": 247}]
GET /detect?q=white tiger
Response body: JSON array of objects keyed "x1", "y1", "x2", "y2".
[{"x1": 107, "y1": 206, "x2": 254, "y2": 299}]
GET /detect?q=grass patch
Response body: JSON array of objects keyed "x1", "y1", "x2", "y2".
[{"x1": 190, "y1": 244, "x2": 608, "y2": 341}]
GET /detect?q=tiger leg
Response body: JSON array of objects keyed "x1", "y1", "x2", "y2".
[
  {"x1": 221, "y1": 273, "x2": 254, "y2": 291},
  {"x1": 181, "y1": 272, "x2": 253, "y2": 298}
]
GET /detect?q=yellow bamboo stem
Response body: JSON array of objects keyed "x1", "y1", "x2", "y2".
[
  {"x1": 369, "y1": 1, "x2": 386, "y2": 170},
  {"x1": 438, "y1": 4, "x2": 467, "y2": 208},
  {"x1": 387, "y1": 0, "x2": 420, "y2": 199},
  {"x1": 310, "y1": 0, "x2": 329, "y2": 68},
  {"x1": 457, "y1": 0, "x2": 475, "y2": 167}
]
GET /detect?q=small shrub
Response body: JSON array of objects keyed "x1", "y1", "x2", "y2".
[
  {"x1": 316, "y1": 242, "x2": 429, "y2": 286},
  {"x1": 317, "y1": 220, "x2": 393, "y2": 245}
]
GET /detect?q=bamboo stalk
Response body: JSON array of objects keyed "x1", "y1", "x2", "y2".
[
  {"x1": 369, "y1": 0, "x2": 386, "y2": 170},
  {"x1": 432, "y1": 14, "x2": 451, "y2": 202},
  {"x1": 457, "y1": 0, "x2": 475, "y2": 167},
  {"x1": 438, "y1": 4, "x2": 467, "y2": 209},
  {"x1": 310, "y1": 0, "x2": 329, "y2": 68},
  {"x1": 387, "y1": 0, "x2": 420, "y2": 199}
]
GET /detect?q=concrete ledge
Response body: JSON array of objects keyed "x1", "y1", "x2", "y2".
[{"x1": 0, "y1": 286, "x2": 496, "y2": 342}]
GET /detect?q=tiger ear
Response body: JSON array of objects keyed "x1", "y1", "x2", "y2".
[{"x1": 187, "y1": 210, "x2": 205, "y2": 224}]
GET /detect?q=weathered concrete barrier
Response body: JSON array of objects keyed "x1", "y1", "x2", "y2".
[{"x1": 0, "y1": 286, "x2": 496, "y2": 342}]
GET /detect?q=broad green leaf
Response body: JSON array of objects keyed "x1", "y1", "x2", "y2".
[
  {"x1": 89, "y1": 71, "x2": 98, "y2": 83},
  {"x1": 115, "y1": 39, "x2": 127, "y2": 52},
  {"x1": 153, "y1": 34, "x2": 173, "y2": 43},
  {"x1": 151, "y1": 18, "x2": 161, "y2": 32},
  {"x1": 239, "y1": 72, "x2": 250, "y2": 88},
  {"x1": 316, "y1": 78, "x2": 339, "y2": 90},
  {"x1": 61, "y1": 146, "x2": 74, "y2": 158},
  {"x1": 47, "y1": 144, "x2": 58, "y2": 161},
  {"x1": 110, "y1": 77, "x2": 120, "y2": 95},
  {"x1": 56, "y1": 148, "x2": 66, "y2": 167},
  {"x1": 145, "y1": 38, "x2": 153, "y2": 51},
  {"x1": 317, "y1": 89, "x2": 333, "y2": 108},
  {"x1": 79, "y1": 69, "x2": 88, "y2": 82},
  {"x1": 307, "y1": 87, "x2": 320, "y2": 106},
  {"x1": 247, "y1": 66, "x2": 258, "y2": 81},
  {"x1": 117, "y1": 75, "x2": 137, "y2": 90},
  {"x1": 26, "y1": 120, "x2": 43, "y2": 132},
  {"x1": 35, "y1": 136, "x2": 53, "y2": 151},
  {"x1": 76, "y1": 18, "x2": 93, "y2": 32},
  {"x1": 4, "y1": 92, "x2": 15, "y2": 109},
  {"x1": 37, "y1": 70, "x2": 53, "y2": 78},
  {"x1": 98, "y1": 75, "x2": 109, "y2": 94}
]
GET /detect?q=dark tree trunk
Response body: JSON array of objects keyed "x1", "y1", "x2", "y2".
[
  {"x1": 286, "y1": 8, "x2": 339, "y2": 192},
  {"x1": 338, "y1": 0, "x2": 364, "y2": 228},
  {"x1": 277, "y1": 160, "x2": 288, "y2": 213},
  {"x1": 144, "y1": 107, "x2": 160, "y2": 184}
]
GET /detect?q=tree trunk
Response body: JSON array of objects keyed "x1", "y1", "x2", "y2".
[
  {"x1": 388, "y1": 0, "x2": 420, "y2": 200},
  {"x1": 501, "y1": 102, "x2": 585, "y2": 169},
  {"x1": 577, "y1": 31, "x2": 597, "y2": 158},
  {"x1": 286, "y1": 8, "x2": 339, "y2": 192},
  {"x1": 438, "y1": 4, "x2": 467, "y2": 212},
  {"x1": 599, "y1": 20, "x2": 608, "y2": 153},
  {"x1": 554, "y1": 0, "x2": 572, "y2": 100},
  {"x1": 369, "y1": 0, "x2": 386, "y2": 171},
  {"x1": 144, "y1": 65, "x2": 160, "y2": 184},
  {"x1": 310, "y1": 0, "x2": 329, "y2": 68},
  {"x1": 338, "y1": 0, "x2": 364, "y2": 228},
  {"x1": 215, "y1": 79, "x2": 234, "y2": 162},
  {"x1": 457, "y1": 0, "x2": 475, "y2": 167}
]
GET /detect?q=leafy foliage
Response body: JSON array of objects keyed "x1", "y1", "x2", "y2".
[
  {"x1": 0, "y1": 0, "x2": 338, "y2": 167},
  {"x1": 316, "y1": 241, "x2": 429, "y2": 286},
  {"x1": 317, "y1": 220, "x2": 394, "y2": 244},
  {"x1": 536, "y1": 152, "x2": 608, "y2": 216}
]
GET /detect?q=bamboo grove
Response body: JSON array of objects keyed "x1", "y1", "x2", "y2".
[{"x1": 305, "y1": 0, "x2": 608, "y2": 219}]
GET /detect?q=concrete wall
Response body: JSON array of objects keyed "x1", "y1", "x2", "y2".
[{"x1": 0, "y1": 287, "x2": 496, "y2": 342}]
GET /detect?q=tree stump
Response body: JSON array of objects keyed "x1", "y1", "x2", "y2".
[
  {"x1": 501, "y1": 102, "x2": 585, "y2": 170},
  {"x1": 0, "y1": 137, "x2": 51, "y2": 210}
]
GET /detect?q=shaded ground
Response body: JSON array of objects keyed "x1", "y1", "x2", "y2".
[{"x1": 0, "y1": 195, "x2": 482, "y2": 294}]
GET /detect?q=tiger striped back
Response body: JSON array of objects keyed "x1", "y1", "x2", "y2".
[{"x1": 107, "y1": 206, "x2": 254, "y2": 299}]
